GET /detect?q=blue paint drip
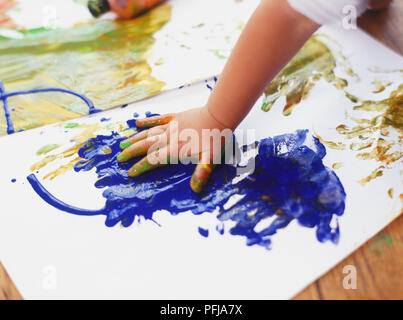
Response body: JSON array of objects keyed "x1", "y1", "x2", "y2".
[
  {"x1": 27, "y1": 116, "x2": 346, "y2": 249},
  {"x1": 0, "y1": 80, "x2": 99, "y2": 134}
]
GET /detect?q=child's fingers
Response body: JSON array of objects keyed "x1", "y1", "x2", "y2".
[
  {"x1": 190, "y1": 151, "x2": 214, "y2": 193},
  {"x1": 117, "y1": 134, "x2": 167, "y2": 162},
  {"x1": 127, "y1": 146, "x2": 170, "y2": 177},
  {"x1": 120, "y1": 125, "x2": 167, "y2": 150},
  {"x1": 136, "y1": 114, "x2": 174, "y2": 128}
]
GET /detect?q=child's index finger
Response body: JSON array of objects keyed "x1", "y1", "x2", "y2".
[{"x1": 136, "y1": 114, "x2": 174, "y2": 128}]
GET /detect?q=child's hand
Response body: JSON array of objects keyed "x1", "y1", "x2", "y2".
[{"x1": 117, "y1": 107, "x2": 231, "y2": 193}]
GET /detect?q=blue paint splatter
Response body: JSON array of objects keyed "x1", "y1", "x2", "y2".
[
  {"x1": 198, "y1": 227, "x2": 209, "y2": 238},
  {"x1": 100, "y1": 117, "x2": 111, "y2": 122},
  {"x1": 27, "y1": 115, "x2": 346, "y2": 249},
  {"x1": 0, "y1": 80, "x2": 99, "y2": 135},
  {"x1": 11, "y1": 178, "x2": 16, "y2": 183}
]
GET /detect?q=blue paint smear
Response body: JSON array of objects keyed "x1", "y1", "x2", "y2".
[
  {"x1": 11, "y1": 178, "x2": 16, "y2": 183},
  {"x1": 100, "y1": 117, "x2": 111, "y2": 122},
  {"x1": 0, "y1": 80, "x2": 99, "y2": 135},
  {"x1": 27, "y1": 115, "x2": 346, "y2": 249},
  {"x1": 198, "y1": 227, "x2": 209, "y2": 238}
]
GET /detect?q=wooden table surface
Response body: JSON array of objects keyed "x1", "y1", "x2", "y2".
[{"x1": 1, "y1": 0, "x2": 402, "y2": 300}]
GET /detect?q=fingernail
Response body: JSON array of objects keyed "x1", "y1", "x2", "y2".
[
  {"x1": 120, "y1": 140, "x2": 132, "y2": 150},
  {"x1": 191, "y1": 165, "x2": 212, "y2": 193},
  {"x1": 190, "y1": 178, "x2": 203, "y2": 193},
  {"x1": 128, "y1": 161, "x2": 151, "y2": 177},
  {"x1": 128, "y1": 167, "x2": 140, "y2": 177},
  {"x1": 128, "y1": 166, "x2": 146, "y2": 177},
  {"x1": 117, "y1": 152, "x2": 131, "y2": 162}
]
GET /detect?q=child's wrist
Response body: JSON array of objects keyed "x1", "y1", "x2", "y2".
[{"x1": 204, "y1": 104, "x2": 236, "y2": 132}]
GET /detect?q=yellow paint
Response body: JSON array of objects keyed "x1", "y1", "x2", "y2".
[
  {"x1": 43, "y1": 157, "x2": 82, "y2": 180},
  {"x1": 261, "y1": 35, "x2": 351, "y2": 115},
  {"x1": 0, "y1": 4, "x2": 171, "y2": 135},
  {"x1": 338, "y1": 84, "x2": 403, "y2": 167},
  {"x1": 332, "y1": 162, "x2": 343, "y2": 170},
  {"x1": 359, "y1": 166, "x2": 384, "y2": 186},
  {"x1": 30, "y1": 123, "x2": 100, "y2": 178}
]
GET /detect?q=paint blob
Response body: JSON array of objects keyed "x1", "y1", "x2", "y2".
[{"x1": 27, "y1": 114, "x2": 346, "y2": 249}]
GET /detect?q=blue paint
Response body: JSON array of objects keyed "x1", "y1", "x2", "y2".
[
  {"x1": 11, "y1": 178, "x2": 16, "y2": 183},
  {"x1": 27, "y1": 115, "x2": 346, "y2": 249},
  {"x1": 216, "y1": 223, "x2": 225, "y2": 235},
  {"x1": 100, "y1": 117, "x2": 111, "y2": 122},
  {"x1": 0, "y1": 80, "x2": 99, "y2": 135},
  {"x1": 0, "y1": 81, "x2": 14, "y2": 135},
  {"x1": 27, "y1": 174, "x2": 105, "y2": 216},
  {"x1": 198, "y1": 227, "x2": 209, "y2": 238}
]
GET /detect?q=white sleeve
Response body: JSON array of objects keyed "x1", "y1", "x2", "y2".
[{"x1": 287, "y1": 0, "x2": 368, "y2": 25}]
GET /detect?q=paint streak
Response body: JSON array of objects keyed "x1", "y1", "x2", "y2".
[
  {"x1": 0, "y1": 4, "x2": 171, "y2": 135},
  {"x1": 315, "y1": 132, "x2": 346, "y2": 151},
  {"x1": 359, "y1": 166, "x2": 384, "y2": 186},
  {"x1": 30, "y1": 123, "x2": 100, "y2": 178},
  {"x1": 65, "y1": 123, "x2": 80, "y2": 129},
  {"x1": 0, "y1": 80, "x2": 99, "y2": 134},
  {"x1": 36, "y1": 144, "x2": 60, "y2": 155},
  {"x1": 43, "y1": 157, "x2": 82, "y2": 181},
  {"x1": 337, "y1": 84, "x2": 403, "y2": 183},
  {"x1": 27, "y1": 116, "x2": 346, "y2": 249},
  {"x1": 332, "y1": 162, "x2": 343, "y2": 170},
  {"x1": 261, "y1": 35, "x2": 351, "y2": 116},
  {"x1": 372, "y1": 80, "x2": 392, "y2": 94}
]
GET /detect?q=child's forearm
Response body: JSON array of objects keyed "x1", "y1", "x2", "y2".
[{"x1": 206, "y1": 0, "x2": 319, "y2": 130}]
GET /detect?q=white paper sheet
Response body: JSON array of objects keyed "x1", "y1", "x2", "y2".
[
  {"x1": 5, "y1": 0, "x2": 260, "y2": 90},
  {"x1": 0, "y1": 24, "x2": 402, "y2": 299}
]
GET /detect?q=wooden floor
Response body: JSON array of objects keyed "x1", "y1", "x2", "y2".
[
  {"x1": 297, "y1": 0, "x2": 403, "y2": 299},
  {"x1": 1, "y1": 0, "x2": 402, "y2": 300}
]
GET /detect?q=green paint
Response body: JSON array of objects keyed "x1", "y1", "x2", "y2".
[
  {"x1": 369, "y1": 231, "x2": 394, "y2": 254},
  {"x1": 210, "y1": 49, "x2": 227, "y2": 60},
  {"x1": 337, "y1": 84, "x2": 403, "y2": 168},
  {"x1": 117, "y1": 152, "x2": 131, "y2": 162},
  {"x1": 261, "y1": 35, "x2": 349, "y2": 115},
  {"x1": 0, "y1": 4, "x2": 171, "y2": 135},
  {"x1": 120, "y1": 140, "x2": 133, "y2": 150},
  {"x1": 36, "y1": 143, "x2": 60, "y2": 155},
  {"x1": 65, "y1": 122, "x2": 80, "y2": 128}
]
